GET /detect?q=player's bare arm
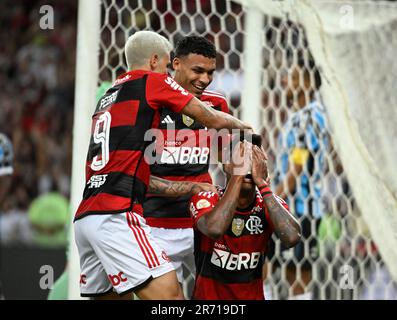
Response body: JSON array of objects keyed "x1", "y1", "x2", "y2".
[
  {"x1": 196, "y1": 175, "x2": 243, "y2": 240},
  {"x1": 148, "y1": 176, "x2": 217, "y2": 197},
  {"x1": 196, "y1": 141, "x2": 251, "y2": 239},
  {"x1": 252, "y1": 146, "x2": 301, "y2": 248},
  {"x1": 182, "y1": 97, "x2": 252, "y2": 131}
]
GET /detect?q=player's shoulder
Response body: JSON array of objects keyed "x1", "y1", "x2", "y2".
[
  {"x1": 201, "y1": 90, "x2": 229, "y2": 108},
  {"x1": 300, "y1": 100, "x2": 326, "y2": 116},
  {"x1": 144, "y1": 70, "x2": 168, "y2": 81},
  {"x1": 113, "y1": 70, "x2": 167, "y2": 87},
  {"x1": 190, "y1": 189, "x2": 220, "y2": 217},
  {"x1": 309, "y1": 100, "x2": 326, "y2": 110},
  {"x1": 147, "y1": 73, "x2": 191, "y2": 95},
  {"x1": 201, "y1": 89, "x2": 226, "y2": 98}
]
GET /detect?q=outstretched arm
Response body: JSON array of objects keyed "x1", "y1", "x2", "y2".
[
  {"x1": 148, "y1": 176, "x2": 217, "y2": 197},
  {"x1": 182, "y1": 97, "x2": 252, "y2": 132},
  {"x1": 252, "y1": 146, "x2": 301, "y2": 248}
]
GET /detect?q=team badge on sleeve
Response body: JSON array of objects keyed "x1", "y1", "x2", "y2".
[{"x1": 196, "y1": 199, "x2": 211, "y2": 209}]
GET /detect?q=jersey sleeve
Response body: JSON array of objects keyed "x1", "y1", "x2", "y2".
[
  {"x1": 219, "y1": 95, "x2": 230, "y2": 114},
  {"x1": 145, "y1": 73, "x2": 194, "y2": 113},
  {"x1": 189, "y1": 191, "x2": 220, "y2": 227}
]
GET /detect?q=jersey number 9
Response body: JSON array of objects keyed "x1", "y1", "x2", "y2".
[{"x1": 91, "y1": 111, "x2": 111, "y2": 171}]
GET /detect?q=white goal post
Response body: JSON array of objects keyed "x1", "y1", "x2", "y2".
[
  {"x1": 70, "y1": 0, "x2": 397, "y2": 299},
  {"x1": 69, "y1": 0, "x2": 101, "y2": 300}
]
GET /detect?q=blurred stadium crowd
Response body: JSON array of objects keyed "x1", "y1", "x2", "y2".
[{"x1": 0, "y1": 0, "x2": 77, "y2": 246}]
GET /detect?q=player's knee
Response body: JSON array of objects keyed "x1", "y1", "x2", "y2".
[
  {"x1": 135, "y1": 271, "x2": 184, "y2": 300},
  {"x1": 166, "y1": 290, "x2": 184, "y2": 300},
  {"x1": 160, "y1": 280, "x2": 184, "y2": 300}
]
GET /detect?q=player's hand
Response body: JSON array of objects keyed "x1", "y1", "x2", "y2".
[
  {"x1": 252, "y1": 145, "x2": 269, "y2": 186},
  {"x1": 231, "y1": 140, "x2": 252, "y2": 176},
  {"x1": 242, "y1": 126, "x2": 254, "y2": 134},
  {"x1": 190, "y1": 183, "x2": 217, "y2": 195}
]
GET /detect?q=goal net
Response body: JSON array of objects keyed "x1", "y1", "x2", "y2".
[{"x1": 71, "y1": 0, "x2": 397, "y2": 299}]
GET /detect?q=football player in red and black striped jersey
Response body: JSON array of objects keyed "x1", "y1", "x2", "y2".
[
  {"x1": 189, "y1": 134, "x2": 301, "y2": 299},
  {"x1": 74, "y1": 31, "x2": 252, "y2": 300},
  {"x1": 143, "y1": 36, "x2": 232, "y2": 293}
]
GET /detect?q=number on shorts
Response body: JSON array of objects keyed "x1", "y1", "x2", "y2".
[{"x1": 91, "y1": 111, "x2": 111, "y2": 171}]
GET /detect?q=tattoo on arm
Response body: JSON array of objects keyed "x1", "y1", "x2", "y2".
[
  {"x1": 209, "y1": 198, "x2": 239, "y2": 235},
  {"x1": 148, "y1": 176, "x2": 193, "y2": 197},
  {"x1": 264, "y1": 195, "x2": 301, "y2": 247},
  {"x1": 199, "y1": 176, "x2": 243, "y2": 239}
]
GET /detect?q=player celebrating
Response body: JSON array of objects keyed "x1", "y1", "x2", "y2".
[
  {"x1": 143, "y1": 36, "x2": 230, "y2": 291},
  {"x1": 189, "y1": 134, "x2": 301, "y2": 299},
  {"x1": 73, "y1": 31, "x2": 251, "y2": 300}
]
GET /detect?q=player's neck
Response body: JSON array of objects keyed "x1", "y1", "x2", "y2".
[
  {"x1": 131, "y1": 65, "x2": 152, "y2": 72},
  {"x1": 173, "y1": 73, "x2": 183, "y2": 87}
]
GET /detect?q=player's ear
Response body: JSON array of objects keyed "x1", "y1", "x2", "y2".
[
  {"x1": 172, "y1": 57, "x2": 180, "y2": 71},
  {"x1": 149, "y1": 53, "x2": 159, "y2": 70}
]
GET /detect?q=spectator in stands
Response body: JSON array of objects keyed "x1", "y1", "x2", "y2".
[{"x1": 0, "y1": 1, "x2": 76, "y2": 245}]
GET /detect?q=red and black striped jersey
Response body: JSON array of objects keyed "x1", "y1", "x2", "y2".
[
  {"x1": 189, "y1": 188, "x2": 289, "y2": 300},
  {"x1": 74, "y1": 70, "x2": 194, "y2": 221},
  {"x1": 143, "y1": 90, "x2": 229, "y2": 228}
]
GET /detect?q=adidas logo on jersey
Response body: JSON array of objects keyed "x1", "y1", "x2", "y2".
[
  {"x1": 161, "y1": 115, "x2": 174, "y2": 124},
  {"x1": 160, "y1": 147, "x2": 209, "y2": 164},
  {"x1": 210, "y1": 248, "x2": 261, "y2": 271}
]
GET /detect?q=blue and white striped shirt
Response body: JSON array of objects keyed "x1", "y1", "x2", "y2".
[{"x1": 274, "y1": 101, "x2": 329, "y2": 218}]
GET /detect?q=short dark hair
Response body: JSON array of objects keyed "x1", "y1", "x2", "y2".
[{"x1": 174, "y1": 36, "x2": 217, "y2": 59}]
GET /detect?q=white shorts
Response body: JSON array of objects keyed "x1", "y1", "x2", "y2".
[
  {"x1": 150, "y1": 227, "x2": 195, "y2": 283},
  {"x1": 74, "y1": 211, "x2": 174, "y2": 297}
]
